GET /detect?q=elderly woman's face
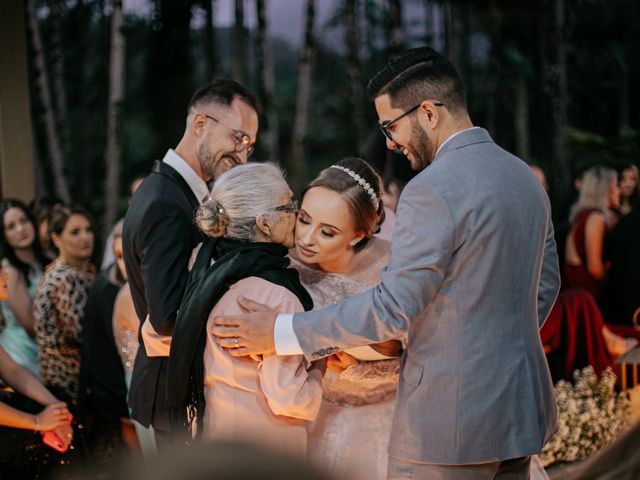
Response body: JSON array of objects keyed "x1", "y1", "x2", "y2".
[{"x1": 266, "y1": 188, "x2": 296, "y2": 248}]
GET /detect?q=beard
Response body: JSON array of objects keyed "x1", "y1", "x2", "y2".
[
  {"x1": 407, "y1": 117, "x2": 433, "y2": 171},
  {"x1": 197, "y1": 138, "x2": 239, "y2": 180}
]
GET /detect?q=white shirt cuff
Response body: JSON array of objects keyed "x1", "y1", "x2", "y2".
[{"x1": 274, "y1": 313, "x2": 303, "y2": 355}]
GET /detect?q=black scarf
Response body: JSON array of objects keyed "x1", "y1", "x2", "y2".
[{"x1": 166, "y1": 237, "x2": 313, "y2": 437}]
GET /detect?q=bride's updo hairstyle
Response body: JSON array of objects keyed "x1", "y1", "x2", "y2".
[
  {"x1": 196, "y1": 163, "x2": 290, "y2": 240},
  {"x1": 303, "y1": 157, "x2": 385, "y2": 251}
]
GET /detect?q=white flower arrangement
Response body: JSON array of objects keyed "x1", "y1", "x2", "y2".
[{"x1": 540, "y1": 366, "x2": 631, "y2": 467}]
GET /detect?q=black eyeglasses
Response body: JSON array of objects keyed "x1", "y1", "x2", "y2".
[
  {"x1": 271, "y1": 200, "x2": 298, "y2": 214},
  {"x1": 379, "y1": 100, "x2": 445, "y2": 142},
  {"x1": 202, "y1": 114, "x2": 255, "y2": 157}
]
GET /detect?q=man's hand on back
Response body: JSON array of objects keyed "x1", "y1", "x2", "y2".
[{"x1": 210, "y1": 296, "x2": 278, "y2": 357}]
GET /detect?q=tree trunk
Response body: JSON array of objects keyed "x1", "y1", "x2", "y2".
[
  {"x1": 444, "y1": 1, "x2": 462, "y2": 69},
  {"x1": 103, "y1": 0, "x2": 126, "y2": 236},
  {"x1": 233, "y1": 0, "x2": 245, "y2": 83},
  {"x1": 46, "y1": 0, "x2": 72, "y2": 163},
  {"x1": 485, "y1": 2, "x2": 504, "y2": 141},
  {"x1": 514, "y1": 73, "x2": 531, "y2": 162},
  {"x1": 26, "y1": 0, "x2": 70, "y2": 202},
  {"x1": 551, "y1": 0, "x2": 570, "y2": 205},
  {"x1": 618, "y1": 65, "x2": 629, "y2": 133},
  {"x1": 290, "y1": 0, "x2": 315, "y2": 193},
  {"x1": 388, "y1": 0, "x2": 403, "y2": 56},
  {"x1": 345, "y1": 0, "x2": 365, "y2": 154},
  {"x1": 204, "y1": 0, "x2": 217, "y2": 80},
  {"x1": 256, "y1": 0, "x2": 280, "y2": 164}
]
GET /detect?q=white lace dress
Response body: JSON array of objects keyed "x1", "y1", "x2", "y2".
[{"x1": 291, "y1": 239, "x2": 398, "y2": 480}]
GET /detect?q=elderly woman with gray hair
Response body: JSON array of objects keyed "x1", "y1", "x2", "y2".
[{"x1": 167, "y1": 163, "x2": 323, "y2": 457}]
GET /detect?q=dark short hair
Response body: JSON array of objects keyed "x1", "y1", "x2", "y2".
[
  {"x1": 303, "y1": 157, "x2": 385, "y2": 251},
  {"x1": 187, "y1": 78, "x2": 260, "y2": 116},
  {"x1": 367, "y1": 47, "x2": 467, "y2": 114}
]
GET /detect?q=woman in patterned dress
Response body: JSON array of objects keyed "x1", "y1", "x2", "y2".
[{"x1": 34, "y1": 205, "x2": 95, "y2": 404}]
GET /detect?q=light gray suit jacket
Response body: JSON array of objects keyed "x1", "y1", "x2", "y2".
[{"x1": 292, "y1": 128, "x2": 560, "y2": 465}]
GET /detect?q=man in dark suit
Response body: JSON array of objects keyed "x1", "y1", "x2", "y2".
[{"x1": 123, "y1": 79, "x2": 259, "y2": 442}]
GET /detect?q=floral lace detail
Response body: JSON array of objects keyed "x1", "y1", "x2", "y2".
[
  {"x1": 322, "y1": 360, "x2": 399, "y2": 406},
  {"x1": 290, "y1": 245, "x2": 400, "y2": 407}
]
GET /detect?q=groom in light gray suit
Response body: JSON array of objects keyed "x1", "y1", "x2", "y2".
[{"x1": 212, "y1": 48, "x2": 560, "y2": 479}]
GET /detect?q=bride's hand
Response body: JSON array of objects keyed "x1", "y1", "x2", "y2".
[{"x1": 327, "y1": 352, "x2": 358, "y2": 373}]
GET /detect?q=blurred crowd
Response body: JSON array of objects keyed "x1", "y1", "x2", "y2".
[{"x1": 531, "y1": 164, "x2": 640, "y2": 383}]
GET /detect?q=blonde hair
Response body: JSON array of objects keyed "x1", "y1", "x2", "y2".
[
  {"x1": 569, "y1": 166, "x2": 617, "y2": 223},
  {"x1": 196, "y1": 163, "x2": 290, "y2": 240}
]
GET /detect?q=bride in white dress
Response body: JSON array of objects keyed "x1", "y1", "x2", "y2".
[
  {"x1": 290, "y1": 158, "x2": 551, "y2": 480},
  {"x1": 290, "y1": 158, "x2": 403, "y2": 480}
]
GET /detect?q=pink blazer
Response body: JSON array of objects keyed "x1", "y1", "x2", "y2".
[{"x1": 203, "y1": 276, "x2": 323, "y2": 457}]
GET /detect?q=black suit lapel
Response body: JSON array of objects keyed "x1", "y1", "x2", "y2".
[{"x1": 151, "y1": 160, "x2": 200, "y2": 211}]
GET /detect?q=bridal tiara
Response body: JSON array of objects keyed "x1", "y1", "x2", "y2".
[{"x1": 330, "y1": 165, "x2": 380, "y2": 210}]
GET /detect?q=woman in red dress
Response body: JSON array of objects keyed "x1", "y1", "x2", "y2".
[{"x1": 564, "y1": 165, "x2": 620, "y2": 299}]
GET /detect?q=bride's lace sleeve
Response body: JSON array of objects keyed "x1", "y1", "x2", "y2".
[
  {"x1": 291, "y1": 238, "x2": 401, "y2": 406},
  {"x1": 323, "y1": 359, "x2": 400, "y2": 406}
]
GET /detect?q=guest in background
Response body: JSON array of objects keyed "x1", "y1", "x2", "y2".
[
  {"x1": 34, "y1": 205, "x2": 95, "y2": 404},
  {"x1": 602, "y1": 206, "x2": 640, "y2": 328},
  {"x1": 79, "y1": 219, "x2": 130, "y2": 464},
  {"x1": 30, "y1": 197, "x2": 63, "y2": 261},
  {"x1": 113, "y1": 250, "x2": 157, "y2": 455},
  {"x1": 101, "y1": 174, "x2": 146, "y2": 269},
  {"x1": 0, "y1": 345, "x2": 72, "y2": 478},
  {"x1": 563, "y1": 166, "x2": 636, "y2": 357},
  {"x1": 618, "y1": 164, "x2": 638, "y2": 216},
  {"x1": 529, "y1": 165, "x2": 548, "y2": 192},
  {"x1": 0, "y1": 199, "x2": 50, "y2": 377},
  {"x1": 103, "y1": 440, "x2": 333, "y2": 480},
  {"x1": 564, "y1": 165, "x2": 620, "y2": 300}
]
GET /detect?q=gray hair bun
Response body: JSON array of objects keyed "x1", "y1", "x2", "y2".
[{"x1": 196, "y1": 197, "x2": 229, "y2": 237}]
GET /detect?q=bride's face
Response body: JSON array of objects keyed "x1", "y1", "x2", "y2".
[{"x1": 295, "y1": 186, "x2": 365, "y2": 272}]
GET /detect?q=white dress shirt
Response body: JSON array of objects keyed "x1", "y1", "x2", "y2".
[
  {"x1": 163, "y1": 148, "x2": 209, "y2": 204},
  {"x1": 273, "y1": 127, "x2": 481, "y2": 355}
]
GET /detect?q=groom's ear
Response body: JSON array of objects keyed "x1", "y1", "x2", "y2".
[{"x1": 255, "y1": 214, "x2": 272, "y2": 238}]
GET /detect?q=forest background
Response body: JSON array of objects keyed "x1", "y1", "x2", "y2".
[{"x1": 24, "y1": 0, "x2": 640, "y2": 245}]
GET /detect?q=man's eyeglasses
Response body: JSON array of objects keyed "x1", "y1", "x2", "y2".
[
  {"x1": 202, "y1": 114, "x2": 255, "y2": 157},
  {"x1": 379, "y1": 100, "x2": 445, "y2": 142},
  {"x1": 271, "y1": 200, "x2": 298, "y2": 214}
]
